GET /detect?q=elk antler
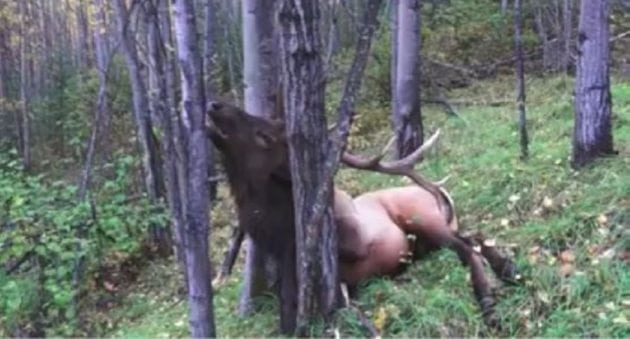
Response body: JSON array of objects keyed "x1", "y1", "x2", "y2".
[{"x1": 341, "y1": 129, "x2": 446, "y2": 202}]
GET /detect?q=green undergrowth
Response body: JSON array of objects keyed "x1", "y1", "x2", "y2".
[{"x1": 105, "y1": 75, "x2": 630, "y2": 338}]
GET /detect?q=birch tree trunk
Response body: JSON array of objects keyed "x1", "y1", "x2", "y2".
[
  {"x1": 514, "y1": 0, "x2": 529, "y2": 159},
  {"x1": 156, "y1": 0, "x2": 189, "y2": 286},
  {"x1": 239, "y1": 0, "x2": 280, "y2": 316},
  {"x1": 392, "y1": 0, "x2": 422, "y2": 158},
  {"x1": 172, "y1": 0, "x2": 216, "y2": 336},
  {"x1": 572, "y1": 0, "x2": 614, "y2": 167}
]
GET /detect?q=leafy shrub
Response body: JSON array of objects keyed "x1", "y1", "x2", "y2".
[{"x1": 0, "y1": 151, "x2": 167, "y2": 336}]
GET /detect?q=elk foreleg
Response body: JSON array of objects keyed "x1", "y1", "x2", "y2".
[
  {"x1": 471, "y1": 233, "x2": 520, "y2": 284},
  {"x1": 278, "y1": 247, "x2": 298, "y2": 334},
  {"x1": 408, "y1": 225, "x2": 500, "y2": 329},
  {"x1": 447, "y1": 236, "x2": 500, "y2": 329}
]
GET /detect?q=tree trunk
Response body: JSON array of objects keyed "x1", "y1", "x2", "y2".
[
  {"x1": 203, "y1": 0, "x2": 219, "y2": 202},
  {"x1": 390, "y1": 0, "x2": 398, "y2": 104},
  {"x1": 154, "y1": 0, "x2": 189, "y2": 286},
  {"x1": 239, "y1": 0, "x2": 280, "y2": 316},
  {"x1": 514, "y1": 0, "x2": 529, "y2": 160},
  {"x1": 572, "y1": 0, "x2": 614, "y2": 167},
  {"x1": 501, "y1": 0, "x2": 509, "y2": 15},
  {"x1": 204, "y1": 0, "x2": 218, "y2": 97},
  {"x1": 392, "y1": 0, "x2": 423, "y2": 158},
  {"x1": 562, "y1": 0, "x2": 572, "y2": 73},
  {"x1": 146, "y1": 0, "x2": 176, "y2": 256},
  {"x1": 113, "y1": 0, "x2": 170, "y2": 251},
  {"x1": 77, "y1": 0, "x2": 91, "y2": 70},
  {"x1": 279, "y1": 0, "x2": 383, "y2": 333},
  {"x1": 279, "y1": 0, "x2": 335, "y2": 333},
  {"x1": 172, "y1": 0, "x2": 216, "y2": 336},
  {"x1": 19, "y1": 0, "x2": 31, "y2": 171},
  {"x1": 93, "y1": 0, "x2": 112, "y2": 161}
]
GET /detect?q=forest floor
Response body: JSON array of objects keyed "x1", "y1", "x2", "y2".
[{"x1": 96, "y1": 76, "x2": 630, "y2": 337}]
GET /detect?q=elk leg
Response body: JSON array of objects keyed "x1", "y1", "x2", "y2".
[
  {"x1": 409, "y1": 226, "x2": 500, "y2": 329},
  {"x1": 448, "y1": 236, "x2": 500, "y2": 329},
  {"x1": 471, "y1": 233, "x2": 520, "y2": 284},
  {"x1": 278, "y1": 248, "x2": 297, "y2": 334}
]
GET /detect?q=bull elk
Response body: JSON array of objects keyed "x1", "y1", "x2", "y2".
[
  {"x1": 334, "y1": 134, "x2": 518, "y2": 328},
  {"x1": 206, "y1": 101, "x2": 517, "y2": 333}
]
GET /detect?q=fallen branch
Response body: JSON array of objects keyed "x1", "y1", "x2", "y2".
[
  {"x1": 421, "y1": 98, "x2": 460, "y2": 117},
  {"x1": 341, "y1": 283, "x2": 380, "y2": 338},
  {"x1": 5, "y1": 250, "x2": 34, "y2": 275}
]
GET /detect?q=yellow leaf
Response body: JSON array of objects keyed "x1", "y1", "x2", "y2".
[{"x1": 373, "y1": 307, "x2": 388, "y2": 332}]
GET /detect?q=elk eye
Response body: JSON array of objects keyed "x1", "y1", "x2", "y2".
[{"x1": 208, "y1": 101, "x2": 222, "y2": 111}]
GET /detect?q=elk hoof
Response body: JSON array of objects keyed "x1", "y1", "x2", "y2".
[{"x1": 479, "y1": 296, "x2": 501, "y2": 330}]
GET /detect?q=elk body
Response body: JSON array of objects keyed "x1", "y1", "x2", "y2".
[
  {"x1": 207, "y1": 101, "x2": 516, "y2": 332},
  {"x1": 206, "y1": 101, "x2": 298, "y2": 333},
  {"x1": 334, "y1": 185, "x2": 457, "y2": 285}
]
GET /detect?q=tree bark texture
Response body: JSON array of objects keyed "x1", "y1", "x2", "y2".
[
  {"x1": 172, "y1": 0, "x2": 216, "y2": 336},
  {"x1": 239, "y1": 0, "x2": 281, "y2": 316},
  {"x1": 572, "y1": 0, "x2": 614, "y2": 167},
  {"x1": 514, "y1": 0, "x2": 529, "y2": 160},
  {"x1": 278, "y1": 0, "x2": 336, "y2": 334},
  {"x1": 278, "y1": 0, "x2": 383, "y2": 333},
  {"x1": 392, "y1": 0, "x2": 423, "y2": 158}
]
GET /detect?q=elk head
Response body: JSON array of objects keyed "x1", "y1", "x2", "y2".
[{"x1": 206, "y1": 101, "x2": 290, "y2": 183}]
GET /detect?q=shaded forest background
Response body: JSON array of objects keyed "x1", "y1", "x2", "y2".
[{"x1": 0, "y1": 0, "x2": 629, "y2": 337}]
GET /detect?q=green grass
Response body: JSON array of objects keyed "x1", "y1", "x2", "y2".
[{"x1": 103, "y1": 75, "x2": 630, "y2": 337}]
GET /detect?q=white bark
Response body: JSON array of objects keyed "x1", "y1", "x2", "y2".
[{"x1": 172, "y1": 0, "x2": 216, "y2": 336}]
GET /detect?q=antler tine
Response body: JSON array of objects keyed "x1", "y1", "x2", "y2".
[
  {"x1": 380, "y1": 129, "x2": 441, "y2": 170},
  {"x1": 341, "y1": 129, "x2": 447, "y2": 204},
  {"x1": 378, "y1": 135, "x2": 397, "y2": 160}
]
